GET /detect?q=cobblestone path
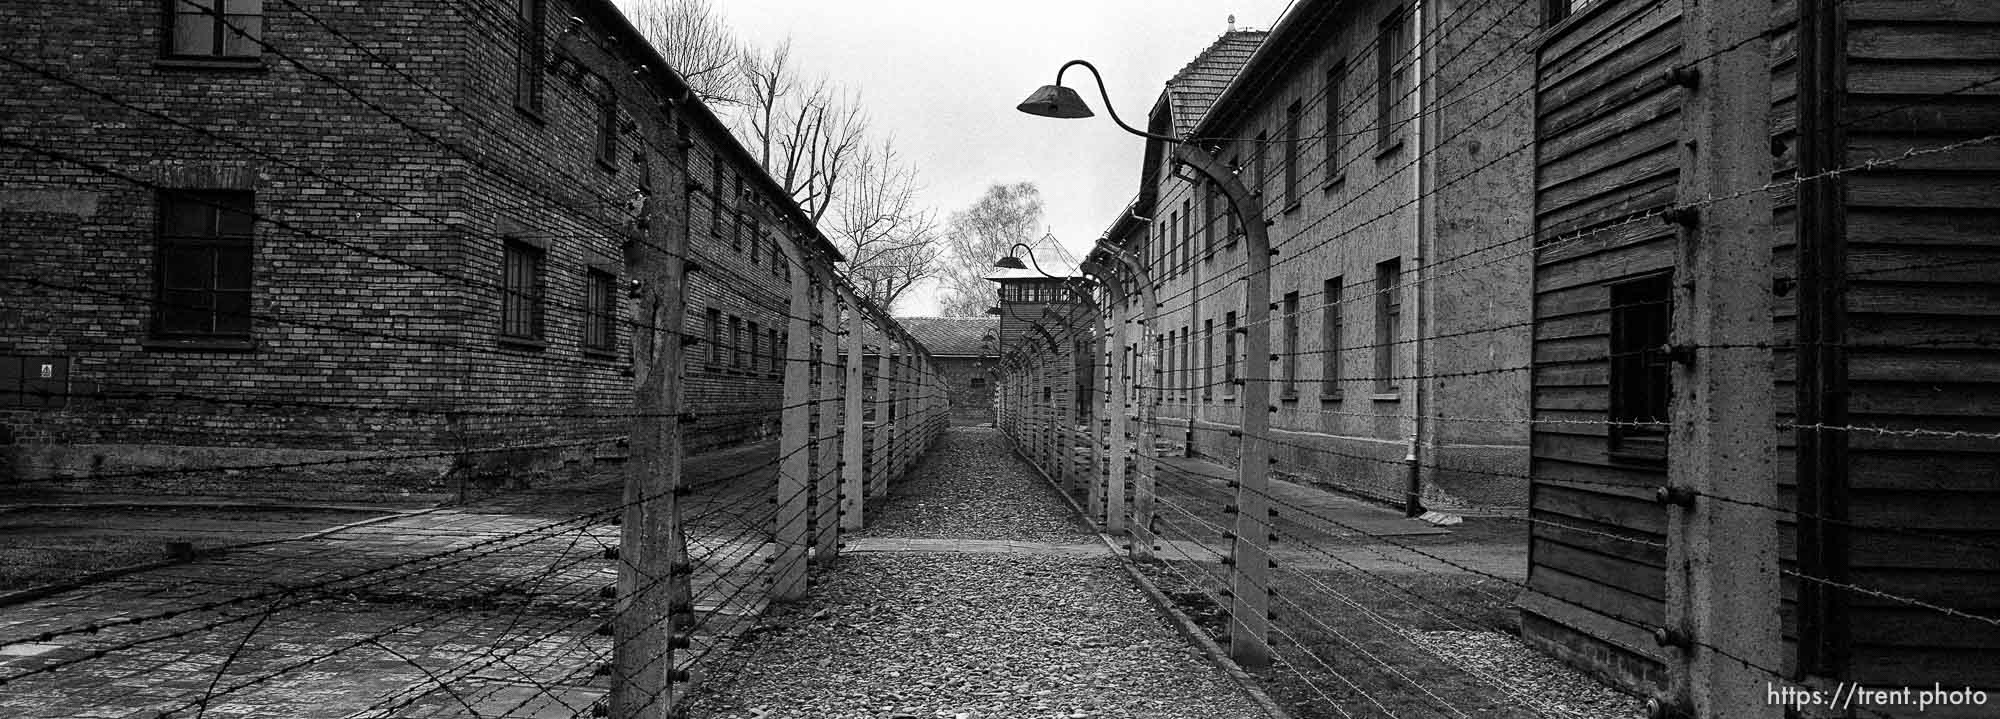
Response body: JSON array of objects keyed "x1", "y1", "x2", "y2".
[{"x1": 684, "y1": 427, "x2": 1272, "y2": 719}]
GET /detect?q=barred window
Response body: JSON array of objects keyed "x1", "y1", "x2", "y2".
[
  {"x1": 1609, "y1": 274, "x2": 1673, "y2": 459},
  {"x1": 1374, "y1": 259, "x2": 1401, "y2": 392},
  {"x1": 1321, "y1": 277, "x2": 1343, "y2": 397},
  {"x1": 583, "y1": 269, "x2": 615, "y2": 352},
  {"x1": 1377, "y1": 9, "x2": 1412, "y2": 151},
  {"x1": 167, "y1": 0, "x2": 262, "y2": 59},
  {"x1": 500, "y1": 240, "x2": 545, "y2": 340},
  {"x1": 156, "y1": 190, "x2": 254, "y2": 338},
  {"x1": 1281, "y1": 291, "x2": 1300, "y2": 396},
  {"x1": 513, "y1": 0, "x2": 544, "y2": 113},
  {"x1": 1283, "y1": 101, "x2": 1302, "y2": 205}
]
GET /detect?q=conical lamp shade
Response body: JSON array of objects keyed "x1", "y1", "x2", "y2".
[{"x1": 1016, "y1": 85, "x2": 1094, "y2": 119}]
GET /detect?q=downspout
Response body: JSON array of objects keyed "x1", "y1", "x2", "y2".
[{"x1": 1405, "y1": 0, "x2": 1432, "y2": 518}]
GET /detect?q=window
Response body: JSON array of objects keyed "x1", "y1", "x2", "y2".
[
  {"x1": 166, "y1": 0, "x2": 262, "y2": 59},
  {"x1": 1282, "y1": 291, "x2": 1300, "y2": 396},
  {"x1": 155, "y1": 190, "x2": 254, "y2": 339},
  {"x1": 1375, "y1": 259, "x2": 1401, "y2": 392},
  {"x1": 514, "y1": 0, "x2": 544, "y2": 112},
  {"x1": 706, "y1": 308, "x2": 723, "y2": 365},
  {"x1": 1324, "y1": 61, "x2": 1347, "y2": 181},
  {"x1": 1180, "y1": 326, "x2": 1193, "y2": 399},
  {"x1": 732, "y1": 176, "x2": 745, "y2": 251},
  {"x1": 596, "y1": 87, "x2": 619, "y2": 169},
  {"x1": 1544, "y1": 0, "x2": 1599, "y2": 25},
  {"x1": 1225, "y1": 156, "x2": 1242, "y2": 243},
  {"x1": 1284, "y1": 101, "x2": 1302, "y2": 206},
  {"x1": 768, "y1": 327, "x2": 782, "y2": 373},
  {"x1": 710, "y1": 161, "x2": 723, "y2": 237},
  {"x1": 1609, "y1": 274, "x2": 1673, "y2": 459},
  {"x1": 747, "y1": 320, "x2": 761, "y2": 369},
  {"x1": 1166, "y1": 210, "x2": 1180, "y2": 275},
  {"x1": 769, "y1": 237, "x2": 782, "y2": 277},
  {"x1": 1322, "y1": 277, "x2": 1343, "y2": 397},
  {"x1": 1224, "y1": 311, "x2": 1239, "y2": 395},
  {"x1": 500, "y1": 239, "x2": 545, "y2": 341},
  {"x1": 730, "y1": 315, "x2": 744, "y2": 368},
  {"x1": 1377, "y1": 9, "x2": 1411, "y2": 151},
  {"x1": 1180, "y1": 200, "x2": 1193, "y2": 268},
  {"x1": 1202, "y1": 319, "x2": 1215, "y2": 400},
  {"x1": 1253, "y1": 132, "x2": 1269, "y2": 197},
  {"x1": 1202, "y1": 181, "x2": 1218, "y2": 256},
  {"x1": 971, "y1": 377, "x2": 986, "y2": 389},
  {"x1": 749, "y1": 218, "x2": 762, "y2": 264},
  {"x1": 584, "y1": 269, "x2": 616, "y2": 352}
]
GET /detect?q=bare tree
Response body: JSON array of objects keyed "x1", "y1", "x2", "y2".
[
  {"x1": 830, "y1": 139, "x2": 942, "y2": 311},
  {"x1": 626, "y1": 0, "x2": 741, "y2": 106},
  {"x1": 936, "y1": 182, "x2": 1046, "y2": 316},
  {"x1": 737, "y1": 40, "x2": 868, "y2": 224}
]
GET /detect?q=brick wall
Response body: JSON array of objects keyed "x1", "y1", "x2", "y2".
[{"x1": 0, "y1": 0, "x2": 834, "y2": 494}]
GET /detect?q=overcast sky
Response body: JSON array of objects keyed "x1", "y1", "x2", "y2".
[{"x1": 613, "y1": 0, "x2": 1294, "y2": 315}]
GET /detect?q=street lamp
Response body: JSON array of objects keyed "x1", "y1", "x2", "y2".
[
  {"x1": 993, "y1": 241, "x2": 1064, "y2": 278},
  {"x1": 1016, "y1": 59, "x2": 1277, "y2": 669}
]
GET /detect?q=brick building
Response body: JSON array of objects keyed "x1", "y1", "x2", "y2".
[
  {"x1": 896, "y1": 317, "x2": 998, "y2": 426},
  {"x1": 0, "y1": 0, "x2": 846, "y2": 493},
  {"x1": 1093, "y1": 0, "x2": 1539, "y2": 512}
]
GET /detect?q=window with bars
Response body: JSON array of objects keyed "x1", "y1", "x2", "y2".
[
  {"x1": 1284, "y1": 101, "x2": 1302, "y2": 206},
  {"x1": 500, "y1": 239, "x2": 545, "y2": 341},
  {"x1": 767, "y1": 327, "x2": 782, "y2": 374},
  {"x1": 1324, "y1": 61, "x2": 1346, "y2": 183},
  {"x1": 513, "y1": 0, "x2": 543, "y2": 113},
  {"x1": 1224, "y1": 311, "x2": 1239, "y2": 397},
  {"x1": 1202, "y1": 180, "x2": 1218, "y2": 256},
  {"x1": 166, "y1": 0, "x2": 262, "y2": 59},
  {"x1": 1322, "y1": 276, "x2": 1343, "y2": 398},
  {"x1": 730, "y1": 315, "x2": 744, "y2": 369},
  {"x1": 706, "y1": 308, "x2": 723, "y2": 366},
  {"x1": 595, "y1": 86, "x2": 619, "y2": 170},
  {"x1": 1253, "y1": 132, "x2": 1269, "y2": 197},
  {"x1": 747, "y1": 320, "x2": 761, "y2": 369},
  {"x1": 1225, "y1": 156, "x2": 1242, "y2": 244},
  {"x1": 710, "y1": 161, "x2": 723, "y2": 237},
  {"x1": 1375, "y1": 259, "x2": 1401, "y2": 393},
  {"x1": 583, "y1": 269, "x2": 616, "y2": 352},
  {"x1": 1168, "y1": 199, "x2": 1184, "y2": 269},
  {"x1": 1377, "y1": 9, "x2": 1411, "y2": 152},
  {"x1": 1166, "y1": 210, "x2": 1180, "y2": 276},
  {"x1": 1180, "y1": 326, "x2": 1193, "y2": 399},
  {"x1": 1609, "y1": 274, "x2": 1673, "y2": 460},
  {"x1": 155, "y1": 190, "x2": 254, "y2": 339},
  {"x1": 750, "y1": 219, "x2": 762, "y2": 264},
  {"x1": 1202, "y1": 319, "x2": 1215, "y2": 400},
  {"x1": 732, "y1": 176, "x2": 746, "y2": 251},
  {"x1": 1282, "y1": 291, "x2": 1300, "y2": 397}
]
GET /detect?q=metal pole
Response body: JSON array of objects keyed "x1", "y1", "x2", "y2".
[{"x1": 1662, "y1": 1, "x2": 1779, "y2": 716}]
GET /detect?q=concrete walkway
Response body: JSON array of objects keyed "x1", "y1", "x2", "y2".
[{"x1": 0, "y1": 444, "x2": 786, "y2": 719}]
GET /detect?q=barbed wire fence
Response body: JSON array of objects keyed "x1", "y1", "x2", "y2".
[
  {"x1": 0, "y1": 1, "x2": 954, "y2": 718},
  {"x1": 992, "y1": 0, "x2": 1999, "y2": 716}
]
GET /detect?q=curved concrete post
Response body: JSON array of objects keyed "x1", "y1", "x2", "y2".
[
  {"x1": 1104, "y1": 246, "x2": 1160, "y2": 562},
  {"x1": 1176, "y1": 144, "x2": 1272, "y2": 668}
]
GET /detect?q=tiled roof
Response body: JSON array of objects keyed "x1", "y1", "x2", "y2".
[
  {"x1": 1164, "y1": 30, "x2": 1268, "y2": 138},
  {"x1": 895, "y1": 316, "x2": 999, "y2": 357}
]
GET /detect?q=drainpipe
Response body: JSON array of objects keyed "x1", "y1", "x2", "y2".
[{"x1": 1404, "y1": 0, "x2": 1432, "y2": 518}]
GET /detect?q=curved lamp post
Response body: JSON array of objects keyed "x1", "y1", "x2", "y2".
[{"x1": 1019, "y1": 60, "x2": 1276, "y2": 668}]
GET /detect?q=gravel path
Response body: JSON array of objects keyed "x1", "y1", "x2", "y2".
[{"x1": 685, "y1": 427, "x2": 1271, "y2": 719}]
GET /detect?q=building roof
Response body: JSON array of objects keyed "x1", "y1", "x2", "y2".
[
  {"x1": 1163, "y1": 30, "x2": 1269, "y2": 138},
  {"x1": 894, "y1": 317, "x2": 998, "y2": 357}
]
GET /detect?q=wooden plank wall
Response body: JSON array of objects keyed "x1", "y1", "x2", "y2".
[
  {"x1": 1830, "y1": 0, "x2": 2000, "y2": 689},
  {"x1": 1527, "y1": 0, "x2": 1685, "y2": 653}
]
